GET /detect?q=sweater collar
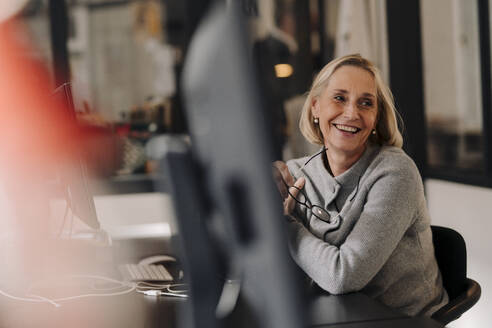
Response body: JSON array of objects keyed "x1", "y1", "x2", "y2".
[
  {"x1": 334, "y1": 144, "x2": 378, "y2": 187},
  {"x1": 308, "y1": 144, "x2": 379, "y2": 197}
]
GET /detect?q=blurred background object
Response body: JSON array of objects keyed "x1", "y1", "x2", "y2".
[{"x1": 0, "y1": 0, "x2": 29, "y2": 22}]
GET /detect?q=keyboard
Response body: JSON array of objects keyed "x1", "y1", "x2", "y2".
[{"x1": 119, "y1": 263, "x2": 173, "y2": 282}]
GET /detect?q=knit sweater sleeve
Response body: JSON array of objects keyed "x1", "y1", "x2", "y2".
[{"x1": 287, "y1": 155, "x2": 422, "y2": 294}]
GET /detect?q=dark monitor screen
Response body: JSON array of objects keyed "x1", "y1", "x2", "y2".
[
  {"x1": 162, "y1": 2, "x2": 306, "y2": 328},
  {"x1": 52, "y1": 82, "x2": 100, "y2": 230}
]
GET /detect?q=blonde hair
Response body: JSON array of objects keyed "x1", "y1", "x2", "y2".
[{"x1": 299, "y1": 54, "x2": 403, "y2": 148}]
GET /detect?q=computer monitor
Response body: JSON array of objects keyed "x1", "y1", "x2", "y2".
[
  {"x1": 52, "y1": 82, "x2": 100, "y2": 230},
  {"x1": 160, "y1": 2, "x2": 305, "y2": 328}
]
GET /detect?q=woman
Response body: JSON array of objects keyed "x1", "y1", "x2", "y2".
[{"x1": 273, "y1": 54, "x2": 448, "y2": 316}]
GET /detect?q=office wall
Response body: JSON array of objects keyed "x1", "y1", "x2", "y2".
[{"x1": 426, "y1": 179, "x2": 492, "y2": 327}]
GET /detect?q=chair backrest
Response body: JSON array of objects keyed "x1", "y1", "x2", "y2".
[
  {"x1": 431, "y1": 225, "x2": 467, "y2": 300},
  {"x1": 431, "y1": 225, "x2": 481, "y2": 325}
]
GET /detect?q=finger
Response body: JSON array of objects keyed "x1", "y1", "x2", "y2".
[
  {"x1": 284, "y1": 177, "x2": 305, "y2": 215},
  {"x1": 272, "y1": 166, "x2": 288, "y2": 198},
  {"x1": 284, "y1": 194, "x2": 296, "y2": 215},
  {"x1": 288, "y1": 177, "x2": 305, "y2": 199},
  {"x1": 272, "y1": 161, "x2": 291, "y2": 195},
  {"x1": 293, "y1": 177, "x2": 305, "y2": 192},
  {"x1": 273, "y1": 161, "x2": 295, "y2": 186}
]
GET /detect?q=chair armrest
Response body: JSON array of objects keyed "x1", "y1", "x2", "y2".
[{"x1": 432, "y1": 278, "x2": 481, "y2": 326}]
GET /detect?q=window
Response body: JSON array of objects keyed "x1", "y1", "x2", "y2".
[
  {"x1": 422, "y1": 0, "x2": 485, "y2": 172},
  {"x1": 421, "y1": 0, "x2": 492, "y2": 186}
]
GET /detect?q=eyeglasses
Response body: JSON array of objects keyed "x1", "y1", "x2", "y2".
[
  {"x1": 282, "y1": 148, "x2": 341, "y2": 225},
  {"x1": 282, "y1": 178, "x2": 341, "y2": 224}
]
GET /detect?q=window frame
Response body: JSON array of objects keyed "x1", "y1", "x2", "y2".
[{"x1": 387, "y1": 0, "x2": 492, "y2": 188}]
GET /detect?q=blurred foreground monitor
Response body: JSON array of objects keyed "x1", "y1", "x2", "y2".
[{"x1": 159, "y1": 2, "x2": 305, "y2": 328}]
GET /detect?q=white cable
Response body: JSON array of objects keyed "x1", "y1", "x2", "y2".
[
  {"x1": 28, "y1": 274, "x2": 133, "y2": 291},
  {"x1": 27, "y1": 293, "x2": 61, "y2": 307},
  {"x1": 69, "y1": 211, "x2": 74, "y2": 239},
  {"x1": 0, "y1": 274, "x2": 136, "y2": 307},
  {"x1": 89, "y1": 280, "x2": 129, "y2": 292},
  {"x1": 137, "y1": 290, "x2": 188, "y2": 298},
  {"x1": 0, "y1": 289, "x2": 49, "y2": 304},
  {"x1": 33, "y1": 274, "x2": 137, "y2": 302},
  {"x1": 135, "y1": 281, "x2": 188, "y2": 298},
  {"x1": 50, "y1": 284, "x2": 136, "y2": 302},
  {"x1": 135, "y1": 281, "x2": 173, "y2": 289},
  {"x1": 57, "y1": 201, "x2": 70, "y2": 238},
  {"x1": 67, "y1": 274, "x2": 134, "y2": 286}
]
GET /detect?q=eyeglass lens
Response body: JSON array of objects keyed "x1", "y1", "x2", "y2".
[{"x1": 311, "y1": 205, "x2": 332, "y2": 222}]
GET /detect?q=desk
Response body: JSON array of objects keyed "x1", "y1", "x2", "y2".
[
  {"x1": 0, "y1": 232, "x2": 442, "y2": 327},
  {"x1": 320, "y1": 317, "x2": 444, "y2": 328},
  {"x1": 309, "y1": 293, "x2": 443, "y2": 327},
  {"x1": 0, "y1": 289, "x2": 184, "y2": 328},
  {"x1": 310, "y1": 292, "x2": 404, "y2": 325},
  {"x1": 0, "y1": 288, "x2": 443, "y2": 327}
]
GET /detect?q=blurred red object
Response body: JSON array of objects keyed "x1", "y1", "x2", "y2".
[
  {"x1": 0, "y1": 21, "x2": 78, "y2": 171},
  {"x1": 0, "y1": 20, "x2": 83, "y2": 288},
  {"x1": 0, "y1": 20, "x2": 124, "y2": 178}
]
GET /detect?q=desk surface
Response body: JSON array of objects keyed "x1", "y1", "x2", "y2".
[
  {"x1": 316, "y1": 317, "x2": 444, "y2": 328},
  {"x1": 0, "y1": 236, "x2": 443, "y2": 327},
  {"x1": 309, "y1": 293, "x2": 443, "y2": 327},
  {"x1": 0, "y1": 288, "x2": 443, "y2": 328},
  {"x1": 310, "y1": 292, "x2": 403, "y2": 326},
  {"x1": 0, "y1": 289, "x2": 183, "y2": 328}
]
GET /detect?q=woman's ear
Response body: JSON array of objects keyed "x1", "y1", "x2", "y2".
[{"x1": 311, "y1": 97, "x2": 320, "y2": 118}]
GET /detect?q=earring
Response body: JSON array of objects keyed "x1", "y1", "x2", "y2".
[
  {"x1": 372, "y1": 129, "x2": 376, "y2": 135},
  {"x1": 314, "y1": 117, "x2": 319, "y2": 124}
]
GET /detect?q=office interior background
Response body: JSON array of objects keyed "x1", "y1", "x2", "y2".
[{"x1": 2, "y1": 0, "x2": 492, "y2": 327}]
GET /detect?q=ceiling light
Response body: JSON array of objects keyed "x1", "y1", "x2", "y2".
[{"x1": 274, "y1": 63, "x2": 293, "y2": 78}]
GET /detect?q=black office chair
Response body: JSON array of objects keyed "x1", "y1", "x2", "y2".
[{"x1": 430, "y1": 225, "x2": 481, "y2": 326}]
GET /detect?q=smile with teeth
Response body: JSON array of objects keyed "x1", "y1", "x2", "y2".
[{"x1": 333, "y1": 123, "x2": 361, "y2": 134}]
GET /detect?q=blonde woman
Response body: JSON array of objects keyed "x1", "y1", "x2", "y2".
[{"x1": 273, "y1": 54, "x2": 448, "y2": 316}]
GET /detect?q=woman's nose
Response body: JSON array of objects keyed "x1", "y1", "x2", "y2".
[{"x1": 343, "y1": 102, "x2": 359, "y2": 119}]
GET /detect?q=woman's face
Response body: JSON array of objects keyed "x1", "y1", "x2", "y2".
[{"x1": 312, "y1": 65, "x2": 378, "y2": 160}]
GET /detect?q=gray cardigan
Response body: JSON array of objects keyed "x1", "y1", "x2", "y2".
[{"x1": 286, "y1": 145, "x2": 448, "y2": 316}]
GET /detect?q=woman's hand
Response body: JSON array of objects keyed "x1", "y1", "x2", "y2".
[{"x1": 272, "y1": 161, "x2": 305, "y2": 215}]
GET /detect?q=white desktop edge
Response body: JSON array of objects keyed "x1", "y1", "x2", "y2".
[{"x1": 103, "y1": 222, "x2": 172, "y2": 240}]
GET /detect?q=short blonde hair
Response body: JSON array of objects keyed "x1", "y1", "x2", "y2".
[{"x1": 299, "y1": 54, "x2": 403, "y2": 148}]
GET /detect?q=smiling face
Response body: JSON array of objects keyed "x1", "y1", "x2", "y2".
[{"x1": 312, "y1": 65, "x2": 378, "y2": 162}]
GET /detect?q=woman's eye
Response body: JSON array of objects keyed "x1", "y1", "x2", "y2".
[
  {"x1": 360, "y1": 99, "x2": 374, "y2": 108},
  {"x1": 334, "y1": 95, "x2": 345, "y2": 102}
]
